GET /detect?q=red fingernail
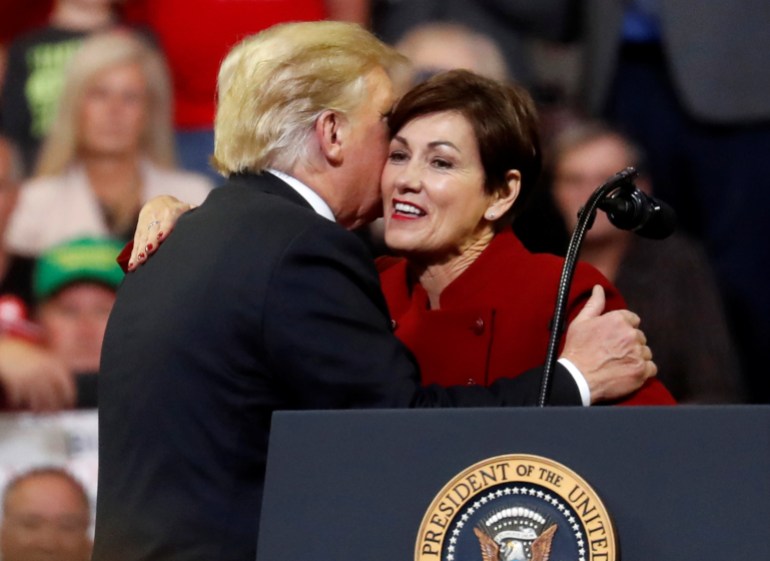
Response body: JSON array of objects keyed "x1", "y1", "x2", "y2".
[
  {"x1": 139, "y1": 252, "x2": 146, "y2": 259},
  {"x1": 146, "y1": 243, "x2": 154, "y2": 251},
  {"x1": 157, "y1": 232, "x2": 164, "y2": 240},
  {"x1": 128, "y1": 262, "x2": 135, "y2": 270}
]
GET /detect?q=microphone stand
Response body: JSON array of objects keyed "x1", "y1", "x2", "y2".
[{"x1": 537, "y1": 167, "x2": 638, "y2": 407}]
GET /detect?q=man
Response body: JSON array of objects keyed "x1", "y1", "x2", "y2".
[
  {"x1": 94, "y1": 21, "x2": 655, "y2": 561},
  {"x1": 0, "y1": 467, "x2": 92, "y2": 561},
  {"x1": 0, "y1": 236, "x2": 124, "y2": 410},
  {"x1": 33, "y1": 236, "x2": 123, "y2": 376}
]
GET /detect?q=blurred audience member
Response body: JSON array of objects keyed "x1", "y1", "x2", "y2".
[
  {"x1": 394, "y1": 22, "x2": 509, "y2": 86},
  {"x1": 121, "y1": 0, "x2": 370, "y2": 182},
  {"x1": 4, "y1": 30, "x2": 212, "y2": 257},
  {"x1": 548, "y1": 121, "x2": 743, "y2": 403},
  {"x1": 0, "y1": 236, "x2": 123, "y2": 412},
  {"x1": 0, "y1": 466, "x2": 92, "y2": 561},
  {"x1": 0, "y1": 0, "x2": 125, "y2": 171},
  {"x1": 33, "y1": 236, "x2": 122, "y2": 375},
  {"x1": 0, "y1": 137, "x2": 35, "y2": 307},
  {"x1": 373, "y1": 0, "x2": 569, "y2": 93}
]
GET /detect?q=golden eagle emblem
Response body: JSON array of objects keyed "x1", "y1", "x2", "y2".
[{"x1": 473, "y1": 516, "x2": 557, "y2": 561}]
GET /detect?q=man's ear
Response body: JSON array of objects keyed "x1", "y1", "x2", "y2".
[
  {"x1": 315, "y1": 110, "x2": 345, "y2": 165},
  {"x1": 484, "y1": 170, "x2": 521, "y2": 221}
]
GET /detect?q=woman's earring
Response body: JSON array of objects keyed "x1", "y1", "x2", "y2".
[{"x1": 486, "y1": 212, "x2": 496, "y2": 220}]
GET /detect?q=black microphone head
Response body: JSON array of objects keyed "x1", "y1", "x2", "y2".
[
  {"x1": 599, "y1": 188, "x2": 676, "y2": 239},
  {"x1": 634, "y1": 194, "x2": 676, "y2": 239}
]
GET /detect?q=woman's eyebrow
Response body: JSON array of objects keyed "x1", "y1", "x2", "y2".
[
  {"x1": 427, "y1": 140, "x2": 460, "y2": 152},
  {"x1": 391, "y1": 135, "x2": 460, "y2": 153}
]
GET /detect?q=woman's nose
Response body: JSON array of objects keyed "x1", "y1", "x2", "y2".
[{"x1": 394, "y1": 163, "x2": 422, "y2": 192}]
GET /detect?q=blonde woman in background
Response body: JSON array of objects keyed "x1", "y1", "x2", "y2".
[{"x1": 4, "y1": 30, "x2": 212, "y2": 257}]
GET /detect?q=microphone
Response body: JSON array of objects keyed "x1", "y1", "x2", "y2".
[
  {"x1": 538, "y1": 167, "x2": 675, "y2": 405},
  {"x1": 598, "y1": 185, "x2": 676, "y2": 239}
]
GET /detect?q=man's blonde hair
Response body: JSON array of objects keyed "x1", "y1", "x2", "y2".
[
  {"x1": 35, "y1": 30, "x2": 175, "y2": 177},
  {"x1": 212, "y1": 21, "x2": 408, "y2": 176}
]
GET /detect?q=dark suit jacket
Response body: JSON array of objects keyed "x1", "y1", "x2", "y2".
[{"x1": 92, "y1": 173, "x2": 581, "y2": 561}]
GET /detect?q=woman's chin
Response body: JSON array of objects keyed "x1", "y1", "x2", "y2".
[{"x1": 383, "y1": 232, "x2": 418, "y2": 256}]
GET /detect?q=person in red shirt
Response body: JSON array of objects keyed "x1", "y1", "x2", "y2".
[
  {"x1": 121, "y1": 0, "x2": 369, "y2": 182},
  {"x1": 374, "y1": 70, "x2": 672, "y2": 405}
]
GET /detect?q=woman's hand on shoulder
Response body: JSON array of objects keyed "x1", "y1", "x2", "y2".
[{"x1": 128, "y1": 195, "x2": 195, "y2": 271}]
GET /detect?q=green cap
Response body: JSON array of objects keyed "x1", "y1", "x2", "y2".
[{"x1": 34, "y1": 237, "x2": 125, "y2": 301}]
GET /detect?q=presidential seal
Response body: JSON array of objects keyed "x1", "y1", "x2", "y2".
[{"x1": 415, "y1": 454, "x2": 617, "y2": 561}]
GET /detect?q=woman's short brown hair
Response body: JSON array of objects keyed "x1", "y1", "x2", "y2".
[{"x1": 387, "y1": 69, "x2": 542, "y2": 226}]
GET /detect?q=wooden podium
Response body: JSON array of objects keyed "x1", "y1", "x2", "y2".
[{"x1": 257, "y1": 406, "x2": 769, "y2": 560}]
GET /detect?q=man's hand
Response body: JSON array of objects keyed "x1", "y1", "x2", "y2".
[
  {"x1": 560, "y1": 285, "x2": 657, "y2": 404},
  {"x1": 128, "y1": 195, "x2": 195, "y2": 270},
  {"x1": 0, "y1": 337, "x2": 76, "y2": 412}
]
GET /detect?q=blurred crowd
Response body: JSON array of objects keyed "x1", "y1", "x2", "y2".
[{"x1": 0, "y1": 0, "x2": 767, "y2": 556}]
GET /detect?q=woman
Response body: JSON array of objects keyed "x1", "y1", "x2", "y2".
[
  {"x1": 4, "y1": 30, "x2": 212, "y2": 257},
  {"x1": 129, "y1": 69, "x2": 673, "y2": 404},
  {"x1": 376, "y1": 71, "x2": 671, "y2": 403},
  {"x1": 1, "y1": 0, "x2": 127, "y2": 171}
]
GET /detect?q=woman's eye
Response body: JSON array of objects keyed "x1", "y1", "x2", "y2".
[
  {"x1": 388, "y1": 150, "x2": 408, "y2": 163},
  {"x1": 432, "y1": 158, "x2": 453, "y2": 169}
]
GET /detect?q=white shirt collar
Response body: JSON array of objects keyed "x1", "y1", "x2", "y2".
[{"x1": 266, "y1": 169, "x2": 335, "y2": 222}]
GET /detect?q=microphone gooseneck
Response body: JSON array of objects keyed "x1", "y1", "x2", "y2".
[{"x1": 537, "y1": 167, "x2": 676, "y2": 406}]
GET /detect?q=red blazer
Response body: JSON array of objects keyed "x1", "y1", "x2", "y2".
[{"x1": 378, "y1": 230, "x2": 674, "y2": 405}]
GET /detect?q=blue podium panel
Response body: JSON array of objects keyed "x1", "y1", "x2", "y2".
[{"x1": 258, "y1": 406, "x2": 770, "y2": 560}]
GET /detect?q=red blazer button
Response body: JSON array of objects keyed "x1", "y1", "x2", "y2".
[{"x1": 471, "y1": 318, "x2": 485, "y2": 335}]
